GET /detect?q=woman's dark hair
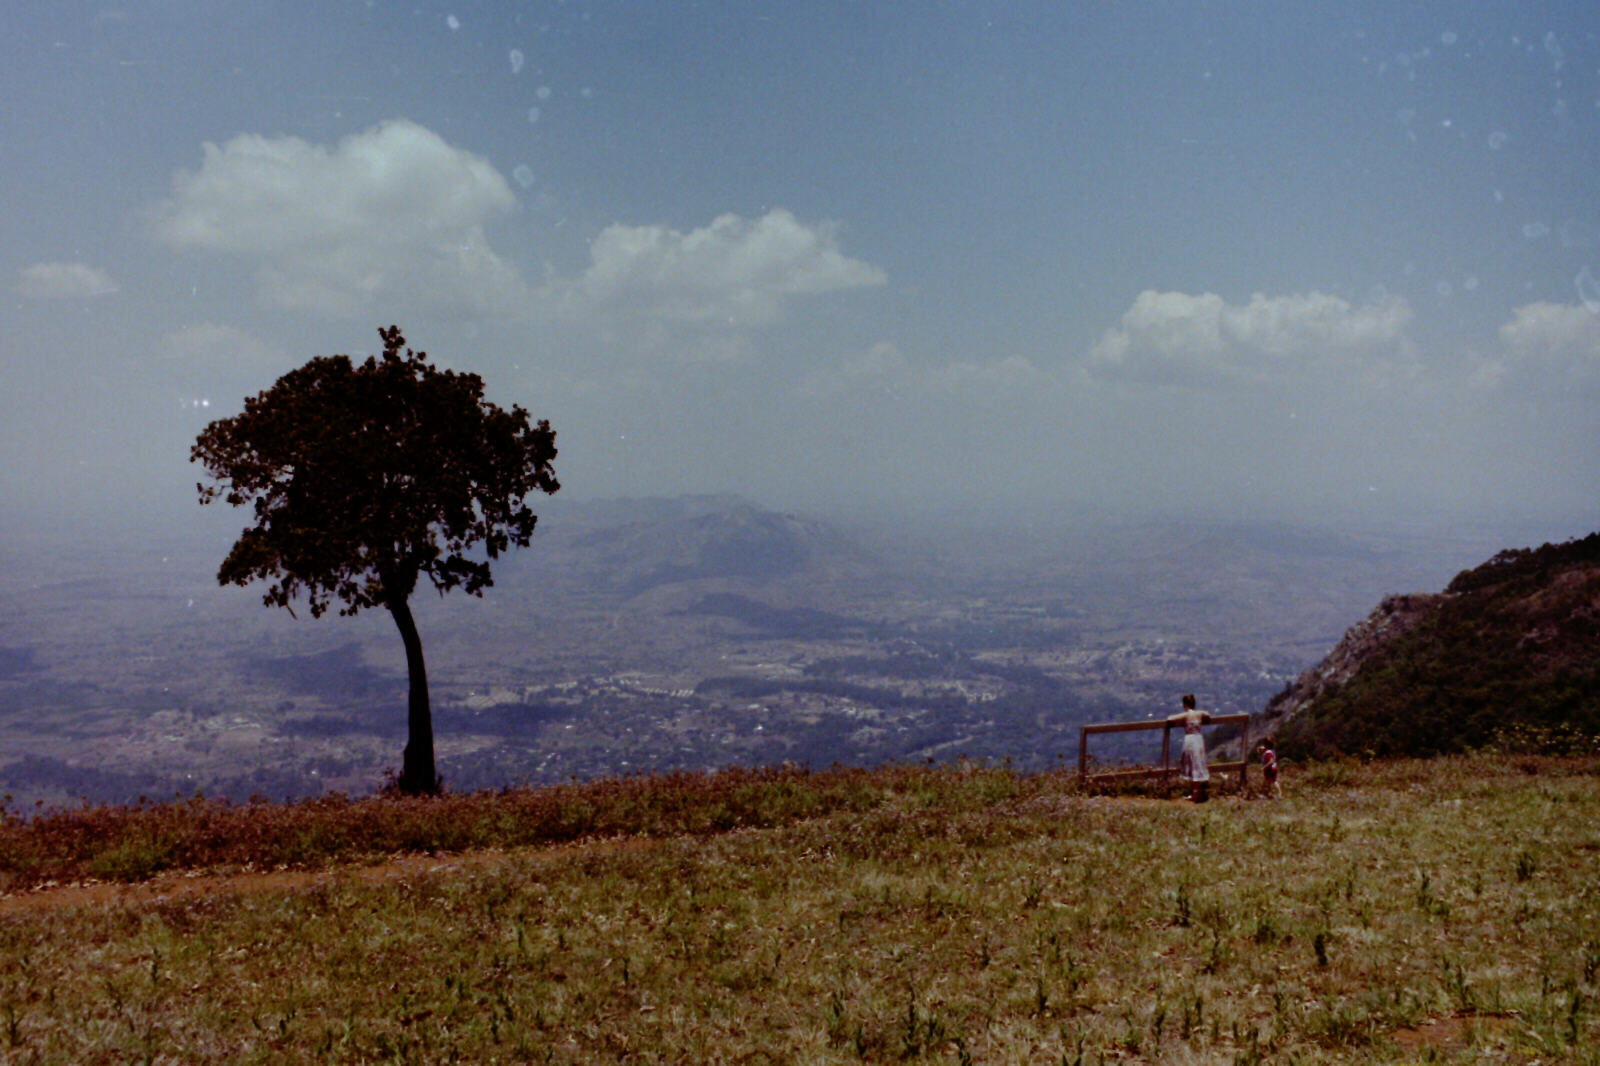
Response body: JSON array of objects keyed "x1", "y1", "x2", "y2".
[{"x1": 1181, "y1": 693, "x2": 1196, "y2": 709}]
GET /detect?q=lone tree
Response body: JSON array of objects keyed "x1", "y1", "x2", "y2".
[{"x1": 193, "y1": 326, "x2": 558, "y2": 795}]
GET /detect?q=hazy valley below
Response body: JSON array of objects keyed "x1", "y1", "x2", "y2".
[{"x1": 0, "y1": 497, "x2": 1563, "y2": 809}]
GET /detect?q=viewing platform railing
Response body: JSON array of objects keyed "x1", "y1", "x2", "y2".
[{"x1": 1077, "y1": 713, "x2": 1252, "y2": 791}]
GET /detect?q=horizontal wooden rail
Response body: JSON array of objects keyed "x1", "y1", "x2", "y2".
[
  {"x1": 1085, "y1": 760, "x2": 1247, "y2": 782},
  {"x1": 1081, "y1": 713, "x2": 1250, "y2": 736},
  {"x1": 1080, "y1": 719, "x2": 1174, "y2": 736},
  {"x1": 1078, "y1": 713, "x2": 1252, "y2": 793}
]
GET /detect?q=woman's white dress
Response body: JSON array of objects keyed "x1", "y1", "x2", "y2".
[{"x1": 1178, "y1": 711, "x2": 1209, "y2": 783}]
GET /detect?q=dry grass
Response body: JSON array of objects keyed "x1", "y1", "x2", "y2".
[
  {"x1": 2, "y1": 755, "x2": 1599, "y2": 1063},
  {"x1": 0, "y1": 765, "x2": 913, "y2": 892}
]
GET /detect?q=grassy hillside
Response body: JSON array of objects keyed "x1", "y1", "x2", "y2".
[
  {"x1": 2, "y1": 757, "x2": 1599, "y2": 1063},
  {"x1": 1269, "y1": 533, "x2": 1600, "y2": 760}
]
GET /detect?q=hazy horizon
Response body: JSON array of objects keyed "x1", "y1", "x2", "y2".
[{"x1": 5, "y1": 3, "x2": 1599, "y2": 556}]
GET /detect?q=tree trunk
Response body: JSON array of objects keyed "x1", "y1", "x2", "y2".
[{"x1": 388, "y1": 593, "x2": 439, "y2": 795}]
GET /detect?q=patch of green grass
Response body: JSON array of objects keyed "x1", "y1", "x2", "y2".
[{"x1": 2, "y1": 755, "x2": 1599, "y2": 1062}]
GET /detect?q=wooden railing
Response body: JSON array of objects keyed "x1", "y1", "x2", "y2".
[{"x1": 1078, "y1": 713, "x2": 1251, "y2": 790}]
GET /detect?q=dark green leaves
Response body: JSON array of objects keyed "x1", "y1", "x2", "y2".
[{"x1": 192, "y1": 325, "x2": 558, "y2": 618}]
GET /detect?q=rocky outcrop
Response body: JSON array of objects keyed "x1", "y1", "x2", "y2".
[
  {"x1": 1256, "y1": 592, "x2": 1439, "y2": 738},
  {"x1": 1254, "y1": 532, "x2": 1600, "y2": 758}
]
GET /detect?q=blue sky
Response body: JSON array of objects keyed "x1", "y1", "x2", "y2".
[{"x1": 4, "y1": 1, "x2": 1598, "y2": 544}]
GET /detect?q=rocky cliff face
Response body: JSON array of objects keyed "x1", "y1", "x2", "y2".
[
  {"x1": 1254, "y1": 533, "x2": 1600, "y2": 759},
  {"x1": 1255, "y1": 593, "x2": 1438, "y2": 738}
]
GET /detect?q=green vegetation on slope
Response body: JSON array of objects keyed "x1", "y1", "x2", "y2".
[
  {"x1": 1276, "y1": 533, "x2": 1600, "y2": 760},
  {"x1": 2, "y1": 757, "x2": 1600, "y2": 1063}
]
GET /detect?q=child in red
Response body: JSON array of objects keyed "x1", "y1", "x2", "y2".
[{"x1": 1257, "y1": 739, "x2": 1281, "y2": 799}]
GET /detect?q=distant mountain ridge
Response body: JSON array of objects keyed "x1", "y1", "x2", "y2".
[
  {"x1": 1262, "y1": 532, "x2": 1600, "y2": 758},
  {"x1": 512, "y1": 495, "x2": 880, "y2": 598}
]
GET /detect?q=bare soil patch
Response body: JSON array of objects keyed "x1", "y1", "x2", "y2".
[{"x1": 1391, "y1": 1012, "x2": 1520, "y2": 1055}]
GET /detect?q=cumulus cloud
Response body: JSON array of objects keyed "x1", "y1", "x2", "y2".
[
  {"x1": 149, "y1": 119, "x2": 523, "y2": 317},
  {"x1": 1494, "y1": 301, "x2": 1600, "y2": 388},
  {"x1": 148, "y1": 122, "x2": 885, "y2": 337},
  {"x1": 928, "y1": 355, "x2": 1042, "y2": 391},
  {"x1": 799, "y1": 341, "x2": 910, "y2": 397},
  {"x1": 849, "y1": 341, "x2": 913, "y2": 378},
  {"x1": 553, "y1": 209, "x2": 886, "y2": 327},
  {"x1": 16, "y1": 261, "x2": 119, "y2": 299},
  {"x1": 1088, "y1": 289, "x2": 1415, "y2": 387},
  {"x1": 1499, "y1": 301, "x2": 1600, "y2": 360},
  {"x1": 156, "y1": 322, "x2": 290, "y2": 371}
]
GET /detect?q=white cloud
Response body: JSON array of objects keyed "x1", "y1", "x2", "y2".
[
  {"x1": 16, "y1": 261, "x2": 119, "y2": 299},
  {"x1": 1485, "y1": 301, "x2": 1600, "y2": 392},
  {"x1": 799, "y1": 341, "x2": 909, "y2": 397},
  {"x1": 554, "y1": 209, "x2": 886, "y2": 327},
  {"x1": 149, "y1": 125, "x2": 884, "y2": 338},
  {"x1": 1499, "y1": 301, "x2": 1600, "y2": 361},
  {"x1": 850, "y1": 341, "x2": 912, "y2": 378},
  {"x1": 156, "y1": 322, "x2": 290, "y2": 371},
  {"x1": 149, "y1": 119, "x2": 523, "y2": 317},
  {"x1": 1088, "y1": 290, "x2": 1415, "y2": 387},
  {"x1": 927, "y1": 354, "x2": 1041, "y2": 391}
]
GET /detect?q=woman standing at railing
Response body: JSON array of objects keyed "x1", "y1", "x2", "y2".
[{"x1": 1168, "y1": 693, "x2": 1211, "y2": 802}]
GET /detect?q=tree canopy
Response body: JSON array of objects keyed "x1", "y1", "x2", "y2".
[{"x1": 193, "y1": 326, "x2": 558, "y2": 793}]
